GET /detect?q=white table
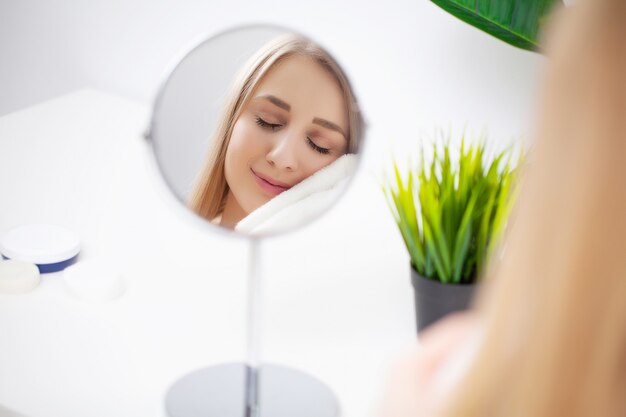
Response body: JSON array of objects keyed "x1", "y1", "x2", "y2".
[{"x1": 0, "y1": 90, "x2": 416, "y2": 417}]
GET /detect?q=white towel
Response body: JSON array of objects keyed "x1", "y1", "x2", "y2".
[{"x1": 235, "y1": 154, "x2": 358, "y2": 236}]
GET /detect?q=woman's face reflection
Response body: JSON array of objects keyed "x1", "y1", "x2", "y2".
[{"x1": 221, "y1": 54, "x2": 349, "y2": 224}]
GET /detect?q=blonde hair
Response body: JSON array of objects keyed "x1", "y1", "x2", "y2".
[
  {"x1": 440, "y1": 1, "x2": 626, "y2": 416},
  {"x1": 188, "y1": 33, "x2": 364, "y2": 221}
]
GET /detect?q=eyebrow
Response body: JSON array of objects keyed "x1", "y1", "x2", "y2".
[
  {"x1": 256, "y1": 94, "x2": 347, "y2": 138},
  {"x1": 312, "y1": 117, "x2": 346, "y2": 139},
  {"x1": 258, "y1": 94, "x2": 290, "y2": 111}
]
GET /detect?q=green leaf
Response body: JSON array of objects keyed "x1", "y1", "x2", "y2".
[
  {"x1": 430, "y1": 0, "x2": 561, "y2": 52},
  {"x1": 476, "y1": 187, "x2": 497, "y2": 275},
  {"x1": 423, "y1": 219, "x2": 450, "y2": 282},
  {"x1": 451, "y1": 179, "x2": 484, "y2": 283},
  {"x1": 387, "y1": 164, "x2": 427, "y2": 273}
]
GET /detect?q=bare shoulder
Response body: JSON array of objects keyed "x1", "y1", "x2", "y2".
[
  {"x1": 419, "y1": 311, "x2": 480, "y2": 349},
  {"x1": 389, "y1": 311, "x2": 481, "y2": 384},
  {"x1": 380, "y1": 312, "x2": 482, "y2": 417}
]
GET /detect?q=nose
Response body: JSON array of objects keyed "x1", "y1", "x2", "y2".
[{"x1": 266, "y1": 131, "x2": 299, "y2": 171}]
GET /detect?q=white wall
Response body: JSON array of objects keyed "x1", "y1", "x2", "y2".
[{"x1": 0, "y1": 0, "x2": 546, "y2": 169}]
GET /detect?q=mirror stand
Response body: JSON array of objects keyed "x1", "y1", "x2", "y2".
[{"x1": 164, "y1": 239, "x2": 339, "y2": 417}]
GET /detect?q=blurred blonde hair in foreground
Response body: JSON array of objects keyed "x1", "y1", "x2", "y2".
[{"x1": 440, "y1": 0, "x2": 626, "y2": 416}]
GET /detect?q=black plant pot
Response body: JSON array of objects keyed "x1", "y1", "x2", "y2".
[{"x1": 411, "y1": 267, "x2": 477, "y2": 334}]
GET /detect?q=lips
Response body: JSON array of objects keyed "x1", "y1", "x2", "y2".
[{"x1": 251, "y1": 169, "x2": 291, "y2": 196}]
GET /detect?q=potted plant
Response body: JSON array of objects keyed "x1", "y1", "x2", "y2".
[{"x1": 384, "y1": 134, "x2": 523, "y2": 333}]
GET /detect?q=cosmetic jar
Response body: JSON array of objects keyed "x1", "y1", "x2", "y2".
[
  {"x1": 0, "y1": 224, "x2": 81, "y2": 273},
  {"x1": 0, "y1": 259, "x2": 40, "y2": 294}
]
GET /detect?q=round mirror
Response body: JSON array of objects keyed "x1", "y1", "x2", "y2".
[
  {"x1": 145, "y1": 24, "x2": 367, "y2": 417},
  {"x1": 147, "y1": 24, "x2": 365, "y2": 237}
]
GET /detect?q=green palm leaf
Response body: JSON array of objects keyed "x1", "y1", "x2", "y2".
[{"x1": 431, "y1": 0, "x2": 562, "y2": 51}]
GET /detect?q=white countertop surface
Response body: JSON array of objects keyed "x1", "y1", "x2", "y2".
[{"x1": 0, "y1": 90, "x2": 416, "y2": 417}]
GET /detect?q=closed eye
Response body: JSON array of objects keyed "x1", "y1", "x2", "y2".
[
  {"x1": 255, "y1": 116, "x2": 282, "y2": 131},
  {"x1": 307, "y1": 137, "x2": 330, "y2": 155}
]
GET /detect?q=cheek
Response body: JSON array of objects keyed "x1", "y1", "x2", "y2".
[
  {"x1": 298, "y1": 153, "x2": 341, "y2": 181},
  {"x1": 224, "y1": 122, "x2": 248, "y2": 190},
  {"x1": 227, "y1": 120, "x2": 264, "y2": 165},
  {"x1": 227, "y1": 121, "x2": 256, "y2": 170},
  {"x1": 224, "y1": 119, "x2": 271, "y2": 213}
]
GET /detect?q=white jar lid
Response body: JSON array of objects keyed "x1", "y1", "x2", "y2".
[
  {"x1": 0, "y1": 260, "x2": 41, "y2": 294},
  {"x1": 64, "y1": 258, "x2": 126, "y2": 302},
  {"x1": 0, "y1": 224, "x2": 81, "y2": 265}
]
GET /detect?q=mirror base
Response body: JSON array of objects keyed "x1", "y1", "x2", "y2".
[{"x1": 165, "y1": 363, "x2": 339, "y2": 417}]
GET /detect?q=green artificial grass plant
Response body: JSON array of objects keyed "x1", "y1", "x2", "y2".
[{"x1": 384, "y1": 135, "x2": 524, "y2": 284}]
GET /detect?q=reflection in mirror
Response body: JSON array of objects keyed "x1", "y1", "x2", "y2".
[{"x1": 150, "y1": 27, "x2": 365, "y2": 237}]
